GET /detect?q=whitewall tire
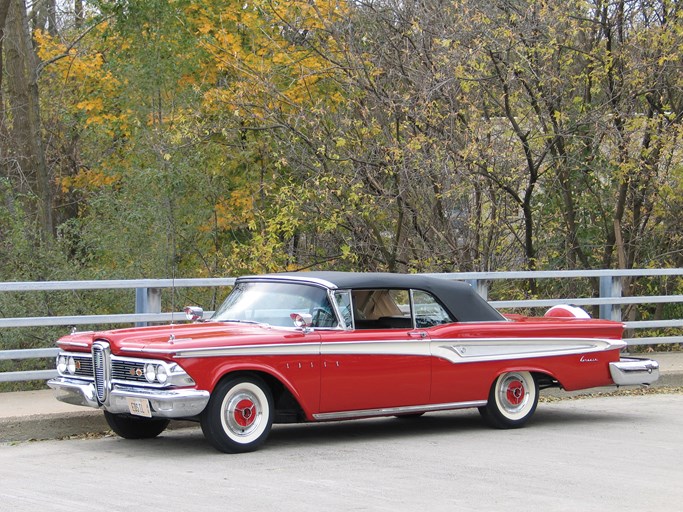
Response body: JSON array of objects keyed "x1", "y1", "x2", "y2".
[
  {"x1": 201, "y1": 375, "x2": 274, "y2": 453},
  {"x1": 479, "y1": 371, "x2": 539, "y2": 429}
]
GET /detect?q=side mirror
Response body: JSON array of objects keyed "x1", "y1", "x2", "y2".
[
  {"x1": 184, "y1": 306, "x2": 204, "y2": 322},
  {"x1": 290, "y1": 312, "x2": 313, "y2": 329}
]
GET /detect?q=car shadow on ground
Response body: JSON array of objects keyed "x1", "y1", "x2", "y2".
[
  {"x1": 266, "y1": 410, "x2": 483, "y2": 447},
  {"x1": 265, "y1": 405, "x2": 636, "y2": 447},
  {"x1": 111, "y1": 404, "x2": 639, "y2": 455},
  {"x1": 88, "y1": 412, "x2": 485, "y2": 455}
]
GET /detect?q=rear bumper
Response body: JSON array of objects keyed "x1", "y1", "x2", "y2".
[
  {"x1": 48, "y1": 377, "x2": 210, "y2": 418},
  {"x1": 609, "y1": 357, "x2": 660, "y2": 386}
]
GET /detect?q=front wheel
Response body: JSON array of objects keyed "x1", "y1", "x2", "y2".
[
  {"x1": 478, "y1": 371, "x2": 538, "y2": 429},
  {"x1": 104, "y1": 411, "x2": 170, "y2": 439},
  {"x1": 200, "y1": 375, "x2": 274, "y2": 453}
]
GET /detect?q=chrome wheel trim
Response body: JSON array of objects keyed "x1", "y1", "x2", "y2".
[
  {"x1": 220, "y1": 382, "x2": 269, "y2": 444},
  {"x1": 494, "y1": 371, "x2": 535, "y2": 420}
]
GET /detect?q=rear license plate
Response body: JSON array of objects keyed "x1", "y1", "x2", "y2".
[{"x1": 126, "y1": 397, "x2": 152, "y2": 418}]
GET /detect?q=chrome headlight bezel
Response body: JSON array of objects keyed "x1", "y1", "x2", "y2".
[
  {"x1": 67, "y1": 356, "x2": 76, "y2": 375},
  {"x1": 57, "y1": 355, "x2": 67, "y2": 374},
  {"x1": 131, "y1": 359, "x2": 195, "y2": 387},
  {"x1": 55, "y1": 351, "x2": 196, "y2": 388}
]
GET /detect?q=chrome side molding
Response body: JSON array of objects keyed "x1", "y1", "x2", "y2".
[{"x1": 313, "y1": 400, "x2": 488, "y2": 421}]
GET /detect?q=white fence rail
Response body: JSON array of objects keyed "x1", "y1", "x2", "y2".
[{"x1": 1, "y1": 270, "x2": 682, "y2": 383}]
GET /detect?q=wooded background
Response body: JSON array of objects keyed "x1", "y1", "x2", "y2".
[
  {"x1": 0, "y1": 0, "x2": 681, "y2": 286},
  {"x1": 0, "y1": 0, "x2": 681, "y2": 379}
]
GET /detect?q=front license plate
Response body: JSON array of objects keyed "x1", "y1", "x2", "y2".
[{"x1": 126, "y1": 397, "x2": 152, "y2": 418}]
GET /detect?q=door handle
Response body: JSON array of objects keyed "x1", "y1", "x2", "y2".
[{"x1": 408, "y1": 331, "x2": 428, "y2": 339}]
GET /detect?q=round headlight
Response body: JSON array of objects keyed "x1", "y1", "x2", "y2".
[
  {"x1": 144, "y1": 364, "x2": 157, "y2": 383},
  {"x1": 156, "y1": 365, "x2": 168, "y2": 384},
  {"x1": 67, "y1": 357, "x2": 76, "y2": 375},
  {"x1": 57, "y1": 356, "x2": 67, "y2": 374}
]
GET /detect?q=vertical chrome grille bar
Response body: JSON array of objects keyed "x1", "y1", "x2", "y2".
[{"x1": 92, "y1": 341, "x2": 111, "y2": 404}]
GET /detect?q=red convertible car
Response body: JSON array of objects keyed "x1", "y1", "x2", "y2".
[{"x1": 49, "y1": 272, "x2": 659, "y2": 453}]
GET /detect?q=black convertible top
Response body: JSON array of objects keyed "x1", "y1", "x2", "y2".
[{"x1": 238, "y1": 271, "x2": 505, "y2": 323}]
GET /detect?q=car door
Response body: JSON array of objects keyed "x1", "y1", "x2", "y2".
[{"x1": 318, "y1": 289, "x2": 431, "y2": 414}]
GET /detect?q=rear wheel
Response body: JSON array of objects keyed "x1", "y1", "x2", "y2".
[
  {"x1": 104, "y1": 411, "x2": 170, "y2": 439},
  {"x1": 479, "y1": 371, "x2": 538, "y2": 429},
  {"x1": 200, "y1": 375, "x2": 274, "y2": 453}
]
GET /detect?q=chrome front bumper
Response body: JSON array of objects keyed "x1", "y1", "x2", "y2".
[
  {"x1": 609, "y1": 357, "x2": 660, "y2": 386},
  {"x1": 48, "y1": 377, "x2": 210, "y2": 418}
]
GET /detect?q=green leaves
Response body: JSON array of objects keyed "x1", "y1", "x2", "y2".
[{"x1": 4, "y1": 0, "x2": 682, "y2": 287}]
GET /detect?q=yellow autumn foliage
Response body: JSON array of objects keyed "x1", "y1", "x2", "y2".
[
  {"x1": 215, "y1": 189, "x2": 257, "y2": 230},
  {"x1": 60, "y1": 169, "x2": 121, "y2": 193},
  {"x1": 35, "y1": 29, "x2": 130, "y2": 133},
  {"x1": 186, "y1": 0, "x2": 349, "y2": 118}
]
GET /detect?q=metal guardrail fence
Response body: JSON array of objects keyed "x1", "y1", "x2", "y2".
[{"x1": 1, "y1": 270, "x2": 682, "y2": 383}]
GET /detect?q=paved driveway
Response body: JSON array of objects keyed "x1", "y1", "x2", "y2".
[{"x1": 1, "y1": 393, "x2": 681, "y2": 511}]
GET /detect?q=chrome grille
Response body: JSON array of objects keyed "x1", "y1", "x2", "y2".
[
  {"x1": 112, "y1": 360, "x2": 147, "y2": 383},
  {"x1": 92, "y1": 341, "x2": 111, "y2": 404},
  {"x1": 72, "y1": 355, "x2": 93, "y2": 378}
]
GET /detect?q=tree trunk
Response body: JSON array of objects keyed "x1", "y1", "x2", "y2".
[
  {"x1": 0, "y1": 0, "x2": 12, "y2": 176},
  {"x1": 47, "y1": 0, "x2": 56, "y2": 35},
  {"x1": 5, "y1": 0, "x2": 53, "y2": 242},
  {"x1": 74, "y1": 0, "x2": 83, "y2": 29}
]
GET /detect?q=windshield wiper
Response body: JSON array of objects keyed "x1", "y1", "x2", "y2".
[{"x1": 215, "y1": 318, "x2": 267, "y2": 326}]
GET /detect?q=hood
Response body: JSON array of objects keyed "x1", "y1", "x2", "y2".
[{"x1": 56, "y1": 321, "x2": 304, "y2": 355}]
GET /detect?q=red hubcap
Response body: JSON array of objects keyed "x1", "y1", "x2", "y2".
[
  {"x1": 505, "y1": 380, "x2": 525, "y2": 406},
  {"x1": 234, "y1": 399, "x2": 257, "y2": 428}
]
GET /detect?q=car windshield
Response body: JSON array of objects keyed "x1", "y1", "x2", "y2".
[{"x1": 212, "y1": 281, "x2": 338, "y2": 328}]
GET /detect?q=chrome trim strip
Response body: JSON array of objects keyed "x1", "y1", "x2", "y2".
[
  {"x1": 609, "y1": 357, "x2": 660, "y2": 386},
  {"x1": 125, "y1": 336, "x2": 625, "y2": 361},
  {"x1": 313, "y1": 400, "x2": 488, "y2": 421},
  {"x1": 110, "y1": 354, "x2": 182, "y2": 366},
  {"x1": 130, "y1": 339, "x2": 431, "y2": 358},
  {"x1": 57, "y1": 340, "x2": 89, "y2": 348},
  {"x1": 329, "y1": 289, "x2": 349, "y2": 330},
  {"x1": 433, "y1": 337, "x2": 627, "y2": 363},
  {"x1": 172, "y1": 341, "x2": 322, "y2": 358},
  {"x1": 408, "y1": 289, "x2": 417, "y2": 329},
  {"x1": 238, "y1": 275, "x2": 338, "y2": 289},
  {"x1": 55, "y1": 350, "x2": 92, "y2": 358}
]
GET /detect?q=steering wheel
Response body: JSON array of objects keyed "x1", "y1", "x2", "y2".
[{"x1": 311, "y1": 307, "x2": 336, "y2": 327}]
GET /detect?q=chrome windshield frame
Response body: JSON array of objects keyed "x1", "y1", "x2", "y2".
[{"x1": 212, "y1": 279, "x2": 346, "y2": 331}]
